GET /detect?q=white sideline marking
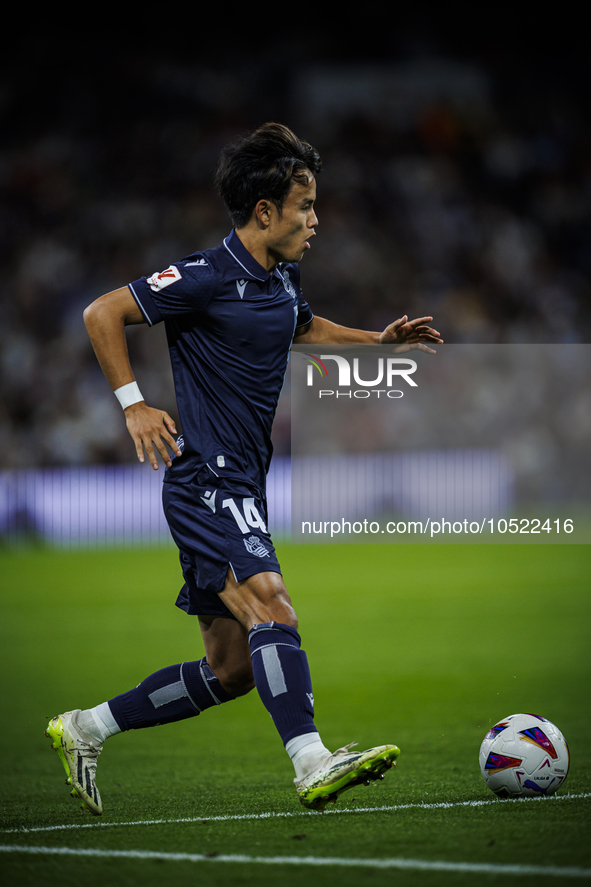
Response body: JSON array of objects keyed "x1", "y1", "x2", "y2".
[
  {"x1": 2, "y1": 792, "x2": 590, "y2": 836},
  {"x1": 0, "y1": 845, "x2": 590, "y2": 878}
]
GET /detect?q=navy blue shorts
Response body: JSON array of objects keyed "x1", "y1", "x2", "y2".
[{"x1": 162, "y1": 471, "x2": 282, "y2": 619}]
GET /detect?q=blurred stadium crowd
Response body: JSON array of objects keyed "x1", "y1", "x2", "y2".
[{"x1": 1, "y1": 35, "x2": 589, "y2": 469}]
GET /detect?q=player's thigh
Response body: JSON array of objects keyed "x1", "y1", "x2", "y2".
[
  {"x1": 198, "y1": 613, "x2": 254, "y2": 696},
  {"x1": 219, "y1": 568, "x2": 298, "y2": 631}
]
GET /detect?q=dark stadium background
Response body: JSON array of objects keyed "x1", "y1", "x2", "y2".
[
  {"x1": 1, "y1": 18, "x2": 589, "y2": 474},
  {"x1": 1, "y1": 26, "x2": 590, "y2": 883}
]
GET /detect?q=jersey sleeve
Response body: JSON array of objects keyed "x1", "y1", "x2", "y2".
[
  {"x1": 296, "y1": 294, "x2": 314, "y2": 328},
  {"x1": 284, "y1": 263, "x2": 314, "y2": 328},
  {"x1": 128, "y1": 255, "x2": 217, "y2": 326}
]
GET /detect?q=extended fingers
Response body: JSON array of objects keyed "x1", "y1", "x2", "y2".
[
  {"x1": 381, "y1": 315, "x2": 443, "y2": 348},
  {"x1": 147, "y1": 422, "x2": 180, "y2": 469},
  {"x1": 407, "y1": 322, "x2": 442, "y2": 341},
  {"x1": 414, "y1": 329, "x2": 443, "y2": 341},
  {"x1": 127, "y1": 407, "x2": 180, "y2": 469},
  {"x1": 162, "y1": 412, "x2": 182, "y2": 457},
  {"x1": 134, "y1": 431, "x2": 166, "y2": 470}
]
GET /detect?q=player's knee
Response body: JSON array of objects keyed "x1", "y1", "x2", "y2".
[
  {"x1": 206, "y1": 651, "x2": 255, "y2": 698},
  {"x1": 221, "y1": 570, "x2": 299, "y2": 631},
  {"x1": 220, "y1": 663, "x2": 255, "y2": 698},
  {"x1": 229, "y1": 675, "x2": 256, "y2": 698},
  {"x1": 257, "y1": 593, "x2": 299, "y2": 632},
  {"x1": 274, "y1": 600, "x2": 298, "y2": 631},
  {"x1": 257, "y1": 575, "x2": 299, "y2": 630}
]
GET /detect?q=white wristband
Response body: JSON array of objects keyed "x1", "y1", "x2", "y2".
[{"x1": 114, "y1": 381, "x2": 144, "y2": 410}]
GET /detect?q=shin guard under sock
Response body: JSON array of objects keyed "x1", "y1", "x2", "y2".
[
  {"x1": 248, "y1": 622, "x2": 317, "y2": 746},
  {"x1": 107, "y1": 658, "x2": 234, "y2": 731}
]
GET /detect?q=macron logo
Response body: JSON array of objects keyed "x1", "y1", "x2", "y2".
[
  {"x1": 200, "y1": 490, "x2": 217, "y2": 513},
  {"x1": 236, "y1": 279, "x2": 247, "y2": 299}
]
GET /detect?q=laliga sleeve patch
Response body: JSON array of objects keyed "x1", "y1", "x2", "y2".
[{"x1": 147, "y1": 265, "x2": 182, "y2": 291}]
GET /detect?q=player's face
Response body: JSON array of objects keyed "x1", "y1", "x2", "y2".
[{"x1": 267, "y1": 174, "x2": 318, "y2": 265}]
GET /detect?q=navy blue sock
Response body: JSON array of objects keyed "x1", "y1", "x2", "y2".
[
  {"x1": 107, "y1": 658, "x2": 234, "y2": 731},
  {"x1": 248, "y1": 622, "x2": 317, "y2": 746}
]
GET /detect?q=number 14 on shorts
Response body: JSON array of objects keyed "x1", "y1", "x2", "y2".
[{"x1": 222, "y1": 497, "x2": 268, "y2": 535}]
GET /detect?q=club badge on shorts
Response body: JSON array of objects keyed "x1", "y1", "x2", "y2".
[{"x1": 243, "y1": 535, "x2": 270, "y2": 557}]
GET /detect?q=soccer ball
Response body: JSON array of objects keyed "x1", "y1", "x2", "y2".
[{"x1": 479, "y1": 713, "x2": 570, "y2": 798}]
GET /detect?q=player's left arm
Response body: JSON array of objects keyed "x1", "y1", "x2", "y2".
[{"x1": 293, "y1": 314, "x2": 443, "y2": 353}]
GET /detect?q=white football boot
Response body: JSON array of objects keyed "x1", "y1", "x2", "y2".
[
  {"x1": 45, "y1": 709, "x2": 103, "y2": 815},
  {"x1": 295, "y1": 741, "x2": 400, "y2": 811}
]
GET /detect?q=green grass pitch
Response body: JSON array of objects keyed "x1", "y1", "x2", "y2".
[{"x1": 1, "y1": 543, "x2": 590, "y2": 885}]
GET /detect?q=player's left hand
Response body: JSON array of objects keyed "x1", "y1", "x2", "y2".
[{"x1": 378, "y1": 316, "x2": 443, "y2": 354}]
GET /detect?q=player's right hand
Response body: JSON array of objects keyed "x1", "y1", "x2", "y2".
[
  {"x1": 378, "y1": 315, "x2": 443, "y2": 353},
  {"x1": 124, "y1": 402, "x2": 182, "y2": 470}
]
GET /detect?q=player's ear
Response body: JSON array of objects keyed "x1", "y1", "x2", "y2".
[{"x1": 254, "y1": 198, "x2": 273, "y2": 228}]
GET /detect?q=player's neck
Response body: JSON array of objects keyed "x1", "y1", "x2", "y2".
[{"x1": 235, "y1": 226, "x2": 278, "y2": 274}]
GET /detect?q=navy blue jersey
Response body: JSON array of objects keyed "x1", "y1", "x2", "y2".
[{"x1": 128, "y1": 229, "x2": 313, "y2": 492}]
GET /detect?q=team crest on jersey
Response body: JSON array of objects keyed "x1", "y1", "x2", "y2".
[
  {"x1": 281, "y1": 270, "x2": 297, "y2": 299},
  {"x1": 147, "y1": 265, "x2": 182, "y2": 291},
  {"x1": 243, "y1": 535, "x2": 270, "y2": 557}
]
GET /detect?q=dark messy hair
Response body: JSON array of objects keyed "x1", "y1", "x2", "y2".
[{"x1": 214, "y1": 122, "x2": 322, "y2": 228}]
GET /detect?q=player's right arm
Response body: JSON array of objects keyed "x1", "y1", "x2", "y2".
[{"x1": 83, "y1": 287, "x2": 182, "y2": 470}]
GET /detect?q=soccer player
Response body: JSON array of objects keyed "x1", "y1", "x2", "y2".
[{"x1": 46, "y1": 123, "x2": 442, "y2": 816}]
